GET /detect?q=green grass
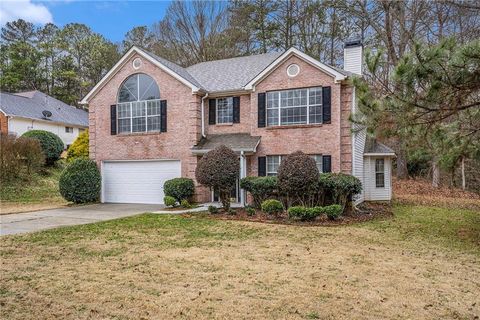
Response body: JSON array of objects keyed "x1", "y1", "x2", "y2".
[
  {"x1": 0, "y1": 163, "x2": 65, "y2": 203},
  {"x1": 358, "y1": 204, "x2": 480, "y2": 254}
]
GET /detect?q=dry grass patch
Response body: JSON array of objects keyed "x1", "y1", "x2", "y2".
[{"x1": 1, "y1": 205, "x2": 479, "y2": 319}]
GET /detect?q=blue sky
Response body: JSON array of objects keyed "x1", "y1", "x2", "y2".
[{"x1": 0, "y1": 0, "x2": 171, "y2": 43}]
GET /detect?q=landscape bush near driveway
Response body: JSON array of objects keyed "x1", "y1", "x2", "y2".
[
  {"x1": 66, "y1": 130, "x2": 89, "y2": 162},
  {"x1": 0, "y1": 134, "x2": 44, "y2": 182},
  {"x1": 22, "y1": 130, "x2": 64, "y2": 165},
  {"x1": 59, "y1": 158, "x2": 101, "y2": 203},
  {"x1": 164, "y1": 178, "x2": 195, "y2": 203}
]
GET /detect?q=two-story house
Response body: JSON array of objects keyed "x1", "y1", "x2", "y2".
[{"x1": 80, "y1": 41, "x2": 394, "y2": 205}]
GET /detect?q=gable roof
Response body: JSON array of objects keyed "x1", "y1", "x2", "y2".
[
  {"x1": 186, "y1": 52, "x2": 282, "y2": 92},
  {"x1": 81, "y1": 46, "x2": 352, "y2": 104},
  {"x1": 0, "y1": 91, "x2": 88, "y2": 127},
  {"x1": 80, "y1": 46, "x2": 203, "y2": 104},
  {"x1": 364, "y1": 137, "x2": 395, "y2": 156}
]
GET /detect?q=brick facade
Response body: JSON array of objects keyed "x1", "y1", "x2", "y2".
[{"x1": 89, "y1": 53, "x2": 354, "y2": 203}]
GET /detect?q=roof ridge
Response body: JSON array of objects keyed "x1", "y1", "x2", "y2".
[{"x1": 187, "y1": 51, "x2": 282, "y2": 69}]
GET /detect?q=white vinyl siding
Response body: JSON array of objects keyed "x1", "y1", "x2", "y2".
[
  {"x1": 266, "y1": 87, "x2": 322, "y2": 126},
  {"x1": 363, "y1": 156, "x2": 392, "y2": 201},
  {"x1": 344, "y1": 45, "x2": 363, "y2": 75},
  {"x1": 102, "y1": 160, "x2": 181, "y2": 204},
  {"x1": 352, "y1": 128, "x2": 366, "y2": 204}
]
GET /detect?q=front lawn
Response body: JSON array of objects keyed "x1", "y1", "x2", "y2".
[
  {"x1": 1, "y1": 203, "x2": 479, "y2": 319},
  {"x1": 0, "y1": 164, "x2": 68, "y2": 214}
]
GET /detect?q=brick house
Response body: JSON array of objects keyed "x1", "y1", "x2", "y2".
[{"x1": 80, "y1": 42, "x2": 394, "y2": 205}]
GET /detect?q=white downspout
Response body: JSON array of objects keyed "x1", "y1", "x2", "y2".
[{"x1": 201, "y1": 93, "x2": 209, "y2": 138}]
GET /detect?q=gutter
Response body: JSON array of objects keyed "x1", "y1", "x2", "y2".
[{"x1": 201, "y1": 93, "x2": 209, "y2": 138}]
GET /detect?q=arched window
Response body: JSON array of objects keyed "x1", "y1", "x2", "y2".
[{"x1": 117, "y1": 74, "x2": 161, "y2": 133}]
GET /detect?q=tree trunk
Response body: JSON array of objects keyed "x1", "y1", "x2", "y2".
[
  {"x1": 461, "y1": 156, "x2": 466, "y2": 190},
  {"x1": 432, "y1": 158, "x2": 440, "y2": 188}
]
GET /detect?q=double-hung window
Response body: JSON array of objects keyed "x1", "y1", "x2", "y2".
[
  {"x1": 65, "y1": 127, "x2": 73, "y2": 133},
  {"x1": 216, "y1": 97, "x2": 233, "y2": 124},
  {"x1": 266, "y1": 87, "x2": 322, "y2": 126},
  {"x1": 117, "y1": 73, "x2": 161, "y2": 134},
  {"x1": 375, "y1": 159, "x2": 385, "y2": 188},
  {"x1": 266, "y1": 154, "x2": 323, "y2": 176}
]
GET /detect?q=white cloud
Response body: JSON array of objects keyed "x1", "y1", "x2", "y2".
[{"x1": 0, "y1": 0, "x2": 53, "y2": 25}]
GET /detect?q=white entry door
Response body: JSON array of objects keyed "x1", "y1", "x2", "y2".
[{"x1": 102, "y1": 160, "x2": 181, "y2": 204}]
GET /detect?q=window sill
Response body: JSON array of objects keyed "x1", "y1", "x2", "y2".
[
  {"x1": 117, "y1": 131, "x2": 162, "y2": 137},
  {"x1": 215, "y1": 123, "x2": 234, "y2": 126},
  {"x1": 266, "y1": 123, "x2": 323, "y2": 130}
]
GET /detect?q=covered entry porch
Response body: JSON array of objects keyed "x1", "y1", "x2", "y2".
[{"x1": 191, "y1": 133, "x2": 261, "y2": 206}]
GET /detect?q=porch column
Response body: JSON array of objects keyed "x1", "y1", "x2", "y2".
[{"x1": 239, "y1": 151, "x2": 247, "y2": 206}]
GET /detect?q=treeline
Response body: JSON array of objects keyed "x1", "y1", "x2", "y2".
[{"x1": 0, "y1": 20, "x2": 120, "y2": 106}]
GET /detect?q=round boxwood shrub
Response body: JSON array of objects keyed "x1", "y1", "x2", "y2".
[
  {"x1": 278, "y1": 151, "x2": 319, "y2": 206},
  {"x1": 59, "y1": 158, "x2": 100, "y2": 203},
  {"x1": 67, "y1": 130, "x2": 89, "y2": 162},
  {"x1": 240, "y1": 176, "x2": 278, "y2": 208},
  {"x1": 288, "y1": 206, "x2": 322, "y2": 221},
  {"x1": 164, "y1": 195, "x2": 176, "y2": 207},
  {"x1": 195, "y1": 145, "x2": 239, "y2": 211},
  {"x1": 318, "y1": 173, "x2": 362, "y2": 211},
  {"x1": 261, "y1": 199, "x2": 283, "y2": 216},
  {"x1": 324, "y1": 204, "x2": 342, "y2": 220},
  {"x1": 164, "y1": 177, "x2": 195, "y2": 202},
  {"x1": 22, "y1": 130, "x2": 64, "y2": 165}
]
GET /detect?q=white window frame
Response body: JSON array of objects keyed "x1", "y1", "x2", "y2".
[
  {"x1": 266, "y1": 154, "x2": 323, "y2": 176},
  {"x1": 266, "y1": 87, "x2": 322, "y2": 127},
  {"x1": 117, "y1": 99, "x2": 161, "y2": 134},
  {"x1": 375, "y1": 158, "x2": 385, "y2": 188},
  {"x1": 65, "y1": 126, "x2": 73, "y2": 133},
  {"x1": 216, "y1": 97, "x2": 234, "y2": 124}
]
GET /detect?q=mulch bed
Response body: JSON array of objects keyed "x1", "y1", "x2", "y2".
[{"x1": 183, "y1": 202, "x2": 393, "y2": 226}]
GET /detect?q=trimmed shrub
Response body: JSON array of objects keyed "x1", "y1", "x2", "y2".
[
  {"x1": 324, "y1": 204, "x2": 342, "y2": 220},
  {"x1": 245, "y1": 206, "x2": 256, "y2": 216},
  {"x1": 59, "y1": 158, "x2": 100, "y2": 203},
  {"x1": 164, "y1": 178, "x2": 195, "y2": 202},
  {"x1": 195, "y1": 145, "x2": 239, "y2": 211},
  {"x1": 67, "y1": 130, "x2": 89, "y2": 162},
  {"x1": 164, "y1": 195, "x2": 176, "y2": 207},
  {"x1": 278, "y1": 151, "x2": 319, "y2": 206},
  {"x1": 0, "y1": 134, "x2": 44, "y2": 182},
  {"x1": 22, "y1": 130, "x2": 64, "y2": 165},
  {"x1": 240, "y1": 176, "x2": 278, "y2": 208},
  {"x1": 288, "y1": 206, "x2": 323, "y2": 221},
  {"x1": 208, "y1": 205, "x2": 218, "y2": 214},
  {"x1": 318, "y1": 173, "x2": 362, "y2": 211},
  {"x1": 180, "y1": 199, "x2": 191, "y2": 208},
  {"x1": 261, "y1": 199, "x2": 283, "y2": 216}
]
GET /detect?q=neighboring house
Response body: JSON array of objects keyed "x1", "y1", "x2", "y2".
[
  {"x1": 0, "y1": 90, "x2": 88, "y2": 148},
  {"x1": 80, "y1": 42, "x2": 394, "y2": 205}
]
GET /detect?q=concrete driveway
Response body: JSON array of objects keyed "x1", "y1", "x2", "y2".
[{"x1": 0, "y1": 203, "x2": 163, "y2": 236}]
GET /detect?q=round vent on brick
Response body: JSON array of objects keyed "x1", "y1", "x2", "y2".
[
  {"x1": 132, "y1": 58, "x2": 142, "y2": 70},
  {"x1": 287, "y1": 64, "x2": 300, "y2": 77}
]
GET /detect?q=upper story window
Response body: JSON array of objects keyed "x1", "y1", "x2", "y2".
[
  {"x1": 117, "y1": 73, "x2": 161, "y2": 134},
  {"x1": 375, "y1": 159, "x2": 385, "y2": 188},
  {"x1": 216, "y1": 97, "x2": 233, "y2": 124},
  {"x1": 65, "y1": 126, "x2": 73, "y2": 133},
  {"x1": 266, "y1": 87, "x2": 322, "y2": 126}
]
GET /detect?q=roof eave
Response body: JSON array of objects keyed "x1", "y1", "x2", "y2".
[
  {"x1": 80, "y1": 46, "x2": 202, "y2": 105},
  {"x1": 244, "y1": 47, "x2": 347, "y2": 91}
]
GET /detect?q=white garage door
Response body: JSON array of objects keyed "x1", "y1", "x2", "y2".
[{"x1": 102, "y1": 160, "x2": 181, "y2": 204}]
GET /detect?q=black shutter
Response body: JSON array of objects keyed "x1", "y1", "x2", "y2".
[
  {"x1": 208, "y1": 99, "x2": 216, "y2": 125},
  {"x1": 258, "y1": 93, "x2": 266, "y2": 128},
  {"x1": 160, "y1": 100, "x2": 167, "y2": 132},
  {"x1": 233, "y1": 96, "x2": 240, "y2": 123},
  {"x1": 110, "y1": 105, "x2": 117, "y2": 135},
  {"x1": 322, "y1": 86, "x2": 331, "y2": 124},
  {"x1": 322, "y1": 155, "x2": 332, "y2": 173},
  {"x1": 258, "y1": 156, "x2": 267, "y2": 176}
]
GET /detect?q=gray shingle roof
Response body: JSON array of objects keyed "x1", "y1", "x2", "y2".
[
  {"x1": 364, "y1": 137, "x2": 395, "y2": 154},
  {"x1": 0, "y1": 91, "x2": 88, "y2": 127},
  {"x1": 186, "y1": 52, "x2": 283, "y2": 92},
  {"x1": 137, "y1": 47, "x2": 204, "y2": 89},
  {"x1": 192, "y1": 133, "x2": 261, "y2": 153}
]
